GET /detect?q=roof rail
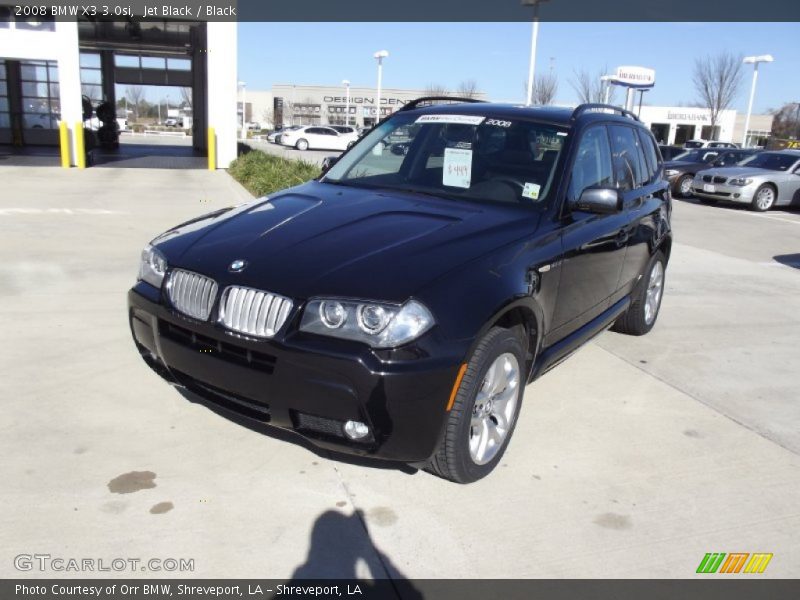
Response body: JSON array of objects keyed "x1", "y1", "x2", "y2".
[
  {"x1": 570, "y1": 103, "x2": 640, "y2": 122},
  {"x1": 398, "y1": 96, "x2": 487, "y2": 112}
]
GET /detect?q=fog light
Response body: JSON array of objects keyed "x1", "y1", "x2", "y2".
[
  {"x1": 344, "y1": 420, "x2": 370, "y2": 440},
  {"x1": 734, "y1": 193, "x2": 740, "y2": 198}
]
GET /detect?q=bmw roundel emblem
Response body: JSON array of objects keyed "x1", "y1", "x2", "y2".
[{"x1": 229, "y1": 259, "x2": 248, "y2": 272}]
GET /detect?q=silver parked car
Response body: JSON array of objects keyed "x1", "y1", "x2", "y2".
[{"x1": 692, "y1": 150, "x2": 800, "y2": 211}]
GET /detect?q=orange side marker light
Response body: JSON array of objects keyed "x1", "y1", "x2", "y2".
[{"x1": 446, "y1": 364, "x2": 468, "y2": 411}]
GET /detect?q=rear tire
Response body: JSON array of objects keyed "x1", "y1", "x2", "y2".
[
  {"x1": 612, "y1": 250, "x2": 666, "y2": 336},
  {"x1": 427, "y1": 327, "x2": 526, "y2": 484}
]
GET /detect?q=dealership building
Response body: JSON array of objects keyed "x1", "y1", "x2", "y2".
[
  {"x1": 246, "y1": 84, "x2": 487, "y2": 130},
  {"x1": 247, "y1": 84, "x2": 773, "y2": 148},
  {"x1": 0, "y1": 13, "x2": 238, "y2": 168}
]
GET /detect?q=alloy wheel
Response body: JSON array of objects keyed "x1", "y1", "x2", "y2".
[
  {"x1": 756, "y1": 187, "x2": 775, "y2": 211},
  {"x1": 469, "y1": 352, "x2": 520, "y2": 465},
  {"x1": 644, "y1": 260, "x2": 664, "y2": 325}
]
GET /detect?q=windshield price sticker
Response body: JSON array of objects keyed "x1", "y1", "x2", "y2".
[
  {"x1": 443, "y1": 148, "x2": 473, "y2": 188},
  {"x1": 416, "y1": 115, "x2": 486, "y2": 125}
]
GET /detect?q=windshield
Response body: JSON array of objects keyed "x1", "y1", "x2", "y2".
[
  {"x1": 684, "y1": 140, "x2": 704, "y2": 148},
  {"x1": 323, "y1": 112, "x2": 567, "y2": 208},
  {"x1": 739, "y1": 152, "x2": 799, "y2": 171}
]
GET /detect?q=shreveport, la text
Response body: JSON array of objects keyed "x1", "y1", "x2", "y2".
[{"x1": 16, "y1": 584, "x2": 364, "y2": 597}]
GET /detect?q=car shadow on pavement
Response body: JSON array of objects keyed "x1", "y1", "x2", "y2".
[
  {"x1": 176, "y1": 387, "x2": 419, "y2": 476},
  {"x1": 289, "y1": 509, "x2": 424, "y2": 597},
  {"x1": 774, "y1": 253, "x2": 800, "y2": 270}
]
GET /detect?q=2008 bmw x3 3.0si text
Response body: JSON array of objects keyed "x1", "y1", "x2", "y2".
[{"x1": 128, "y1": 99, "x2": 672, "y2": 483}]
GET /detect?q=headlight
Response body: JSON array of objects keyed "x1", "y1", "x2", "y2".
[
  {"x1": 138, "y1": 244, "x2": 168, "y2": 289},
  {"x1": 728, "y1": 178, "x2": 753, "y2": 186},
  {"x1": 664, "y1": 169, "x2": 679, "y2": 177},
  {"x1": 299, "y1": 298, "x2": 434, "y2": 348}
]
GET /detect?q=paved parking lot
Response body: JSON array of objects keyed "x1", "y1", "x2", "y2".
[{"x1": 1, "y1": 165, "x2": 799, "y2": 580}]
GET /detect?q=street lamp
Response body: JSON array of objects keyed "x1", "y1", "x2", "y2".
[
  {"x1": 342, "y1": 79, "x2": 351, "y2": 127},
  {"x1": 741, "y1": 55, "x2": 773, "y2": 147},
  {"x1": 373, "y1": 50, "x2": 389, "y2": 125},
  {"x1": 600, "y1": 75, "x2": 615, "y2": 104},
  {"x1": 522, "y1": 0, "x2": 550, "y2": 106},
  {"x1": 238, "y1": 80, "x2": 246, "y2": 137}
]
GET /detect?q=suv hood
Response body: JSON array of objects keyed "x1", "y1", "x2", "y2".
[{"x1": 155, "y1": 181, "x2": 540, "y2": 302}]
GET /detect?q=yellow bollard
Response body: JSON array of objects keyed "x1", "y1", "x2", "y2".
[
  {"x1": 75, "y1": 123, "x2": 86, "y2": 169},
  {"x1": 207, "y1": 126, "x2": 216, "y2": 170},
  {"x1": 59, "y1": 121, "x2": 70, "y2": 168}
]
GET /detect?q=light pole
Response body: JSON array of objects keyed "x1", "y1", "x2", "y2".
[
  {"x1": 741, "y1": 55, "x2": 773, "y2": 147},
  {"x1": 342, "y1": 79, "x2": 351, "y2": 127},
  {"x1": 600, "y1": 75, "x2": 615, "y2": 104},
  {"x1": 373, "y1": 50, "x2": 388, "y2": 126},
  {"x1": 522, "y1": 0, "x2": 550, "y2": 106},
  {"x1": 238, "y1": 80, "x2": 246, "y2": 137}
]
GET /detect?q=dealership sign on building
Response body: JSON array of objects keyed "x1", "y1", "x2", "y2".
[{"x1": 614, "y1": 66, "x2": 656, "y2": 89}]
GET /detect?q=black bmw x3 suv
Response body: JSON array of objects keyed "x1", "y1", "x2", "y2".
[{"x1": 129, "y1": 98, "x2": 672, "y2": 483}]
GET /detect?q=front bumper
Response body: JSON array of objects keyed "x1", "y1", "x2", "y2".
[
  {"x1": 128, "y1": 284, "x2": 465, "y2": 463},
  {"x1": 692, "y1": 179, "x2": 756, "y2": 204}
]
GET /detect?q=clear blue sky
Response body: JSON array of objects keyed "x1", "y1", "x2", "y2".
[{"x1": 238, "y1": 22, "x2": 797, "y2": 114}]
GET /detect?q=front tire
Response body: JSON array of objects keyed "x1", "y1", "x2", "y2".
[
  {"x1": 751, "y1": 184, "x2": 776, "y2": 212},
  {"x1": 675, "y1": 174, "x2": 694, "y2": 198},
  {"x1": 612, "y1": 250, "x2": 666, "y2": 336},
  {"x1": 428, "y1": 327, "x2": 526, "y2": 484},
  {"x1": 295, "y1": 139, "x2": 309, "y2": 151}
]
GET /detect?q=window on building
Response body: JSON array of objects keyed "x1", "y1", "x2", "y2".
[
  {"x1": 20, "y1": 60, "x2": 59, "y2": 129},
  {"x1": 0, "y1": 62, "x2": 9, "y2": 128},
  {"x1": 79, "y1": 52, "x2": 103, "y2": 105}
]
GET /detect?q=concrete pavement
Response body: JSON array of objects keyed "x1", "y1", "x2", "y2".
[{"x1": 1, "y1": 166, "x2": 798, "y2": 579}]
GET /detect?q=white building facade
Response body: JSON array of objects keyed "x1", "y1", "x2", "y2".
[
  {"x1": 637, "y1": 106, "x2": 737, "y2": 146},
  {"x1": 1, "y1": 17, "x2": 238, "y2": 168}
]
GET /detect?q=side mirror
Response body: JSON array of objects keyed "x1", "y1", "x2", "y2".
[
  {"x1": 572, "y1": 187, "x2": 622, "y2": 215},
  {"x1": 320, "y1": 156, "x2": 338, "y2": 173}
]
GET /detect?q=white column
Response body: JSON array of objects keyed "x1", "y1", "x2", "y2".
[{"x1": 206, "y1": 22, "x2": 238, "y2": 168}]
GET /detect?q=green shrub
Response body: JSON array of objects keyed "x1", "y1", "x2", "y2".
[{"x1": 228, "y1": 150, "x2": 321, "y2": 197}]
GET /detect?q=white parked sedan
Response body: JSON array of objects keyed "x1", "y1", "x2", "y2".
[{"x1": 280, "y1": 126, "x2": 359, "y2": 151}]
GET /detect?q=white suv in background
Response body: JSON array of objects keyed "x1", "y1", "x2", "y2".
[{"x1": 280, "y1": 126, "x2": 359, "y2": 151}]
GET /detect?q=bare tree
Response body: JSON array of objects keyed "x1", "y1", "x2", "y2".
[
  {"x1": 456, "y1": 79, "x2": 480, "y2": 99},
  {"x1": 424, "y1": 84, "x2": 450, "y2": 97},
  {"x1": 179, "y1": 87, "x2": 193, "y2": 110},
  {"x1": 261, "y1": 107, "x2": 274, "y2": 129},
  {"x1": 125, "y1": 85, "x2": 144, "y2": 120},
  {"x1": 570, "y1": 67, "x2": 615, "y2": 105},
  {"x1": 771, "y1": 103, "x2": 800, "y2": 140},
  {"x1": 693, "y1": 52, "x2": 743, "y2": 140},
  {"x1": 528, "y1": 73, "x2": 558, "y2": 106}
]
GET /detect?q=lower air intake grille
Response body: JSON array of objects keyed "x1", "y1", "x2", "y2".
[
  {"x1": 219, "y1": 286, "x2": 293, "y2": 338},
  {"x1": 166, "y1": 269, "x2": 218, "y2": 321}
]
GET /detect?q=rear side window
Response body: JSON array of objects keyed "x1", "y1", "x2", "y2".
[
  {"x1": 637, "y1": 128, "x2": 660, "y2": 182},
  {"x1": 566, "y1": 125, "x2": 614, "y2": 204},
  {"x1": 609, "y1": 125, "x2": 646, "y2": 191}
]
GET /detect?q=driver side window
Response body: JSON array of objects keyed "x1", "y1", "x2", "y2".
[{"x1": 567, "y1": 125, "x2": 613, "y2": 204}]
